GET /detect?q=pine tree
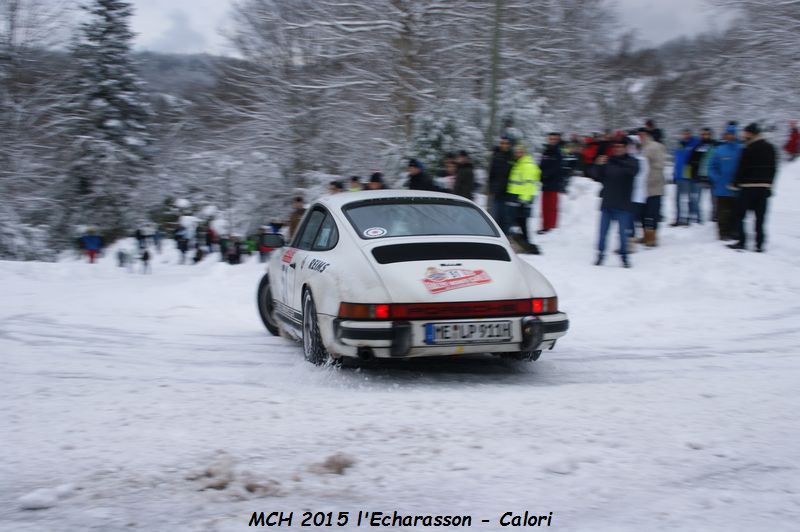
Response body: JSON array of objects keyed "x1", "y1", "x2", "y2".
[{"x1": 59, "y1": 0, "x2": 152, "y2": 242}]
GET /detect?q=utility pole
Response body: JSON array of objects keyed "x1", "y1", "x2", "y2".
[{"x1": 487, "y1": 0, "x2": 503, "y2": 150}]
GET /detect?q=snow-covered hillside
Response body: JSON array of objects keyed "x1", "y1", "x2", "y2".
[{"x1": 2, "y1": 162, "x2": 800, "y2": 531}]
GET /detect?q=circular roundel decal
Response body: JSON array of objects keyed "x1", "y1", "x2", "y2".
[{"x1": 364, "y1": 227, "x2": 387, "y2": 238}]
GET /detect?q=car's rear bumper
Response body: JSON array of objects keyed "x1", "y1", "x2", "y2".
[{"x1": 329, "y1": 313, "x2": 568, "y2": 359}]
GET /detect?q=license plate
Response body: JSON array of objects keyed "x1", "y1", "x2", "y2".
[{"x1": 424, "y1": 321, "x2": 513, "y2": 345}]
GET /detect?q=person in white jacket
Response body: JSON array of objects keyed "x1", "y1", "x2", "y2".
[{"x1": 627, "y1": 136, "x2": 649, "y2": 250}]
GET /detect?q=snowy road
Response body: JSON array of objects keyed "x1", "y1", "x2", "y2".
[{"x1": 2, "y1": 164, "x2": 800, "y2": 531}]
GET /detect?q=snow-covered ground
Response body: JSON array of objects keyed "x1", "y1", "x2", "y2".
[{"x1": 2, "y1": 162, "x2": 800, "y2": 531}]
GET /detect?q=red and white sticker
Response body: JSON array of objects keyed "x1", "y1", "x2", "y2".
[
  {"x1": 364, "y1": 227, "x2": 387, "y2": 238},
  {"x1": 281, "y1": 248, "x2": 298, "y2": 264},
  {"x1": 422, "y1": 267, "x2": 492, "y2": 294}
]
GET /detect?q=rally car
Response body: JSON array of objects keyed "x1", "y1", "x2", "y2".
[{"x1": 256, "y1": 190, "x2": 568, "y2": 365}]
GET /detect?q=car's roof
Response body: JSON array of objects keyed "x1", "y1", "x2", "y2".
[{"x1": 314, "y1": 190, "x2": 475, "y2": 210}]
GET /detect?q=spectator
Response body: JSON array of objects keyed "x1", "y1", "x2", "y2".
[
  {"x1": 349, "y1": 176, "x2": 363, "y2": 192},
  {"x1": 153, "y1": 227, "x2": 163, "y2": 253},
  {"x1": 175, "y1": 229, "x2": 189, "y2": 264},
  {"x1": 205, "y1": 224, "x2": 216, "y2": 253},
  {"x1": 453, "y1": 150, "x2": 475, "y2": 199},
  {"x1": 688, "y1": 127, "x2": 718, "y2": 223},
  {"x1": 193, "y1": 243, "x2": 205, "y2": 264},
  {"x1": 441, "y1": 160, "x2": 457, "y2": 192},
  {"x1": 257, "y1": 227, "x2": 275, "y2": 262},
  {"x1": 406, "y1": 159, "x2": 438, "y2": 191},
  {"x1": 80, "y1": 228, "x2": 103, "y2": 264},
  {"x1": 708, "y1": 123, "x2": 743, "y2": 241},
  {"x1": 627, "y1": 135, "x2": 649, "y2": 250},
  {"x1": 134, "y1": 227, "x2": 146, "y2": 250},
  {"x1": 367, "y1": 172, "x2": 386, "y2": 190},
  {"x1": 671, "y1": 129, "x2": 700, "y2": 226},
  {"x1": 594, "y1": 137, "x2": 639, "y2": 268},
  {"x1": 116, "y1": 248, "x2": 128, "y2": 268},
  {"x1": 645, "y1": 119, "x2": 664, "y2": 143},
  {"x1": 288, "y1": 197, "x2": 306, "y2": 240},
  {"x1": 582, "y1": 133, "x2": 601, "y2": 177},
  {"x1": 784, "y1": 120, "x2": 799, "y2": 161},
  {"x1": 227, "y1": 236, "x2": 244, "y2": 265},
  {"x1": 566, "y1": 133, "x2": 584, "y2": 174},
  {"x1": 488, "y1": 135, "x2": 514, "y2": 222},
  {"x1": 218, "y1": 234, "x2": 229, "y2": 262},
  {"x1": 140, "y1": 248, "x2": 151, "y2": 274},
  {"x1": 329, "y1": 180, "x2": 345, "y2": 194},
  {"x1": 538, "y1": 132, "x2": 565, "y2": 234},
  {"x1": 637, "y1": 127, "x2": 667, "y2": 247},
  {"x1": 728, "y1": 123, "x2": 777, "y2": 252},
  {"x1": 506, "y1": 143, "x2": 542, "y2": 254}
]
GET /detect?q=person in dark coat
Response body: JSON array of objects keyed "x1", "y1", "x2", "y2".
[
  {"x1": 538, "y1": 132, "x2": 565, "y2": 234},
  {"x1": 134, "y1": 228, "x2": 146, "y2": 250},
  {"x1": 193, "y1": 243, "x2": 205, "y2": 264},
  {"x1": 140, "y1": 248, "x2": 151, "y2": 274},
  {"x1": 488, "y1": 136, "x2": 514, "y2": 226},
  {"x1": 406, "y1": 159, "x2": 438, "y2": 191},
  {"x1": 175, "y1": 229, "x2": 189, "y2": 264},
  {"x1": 645, "y1": 119, "x2": 664, "y2": 144},
  {"x1": 453, "y1": 150, "x2": 475, "y2": 199},
  {"x1": 594, "y1": 137, "x2": 639, "y2": 268},
  {"x1": 728, "y1": 123, "x2": 777, "y2": 252},
  {"x1": 367, "y1": 172, "x2": 386, "y2": 190}
]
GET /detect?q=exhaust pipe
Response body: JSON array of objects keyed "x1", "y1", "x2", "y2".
[{"x1": 357, "y1": 347, "x2": 375, "y2": 360}]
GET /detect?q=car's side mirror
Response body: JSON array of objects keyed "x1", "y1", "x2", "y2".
[{"x1": 262, "y1": 234, "x2": 286, "y2": 248}]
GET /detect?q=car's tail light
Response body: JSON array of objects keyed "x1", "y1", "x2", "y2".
[
  {"x1": 337, "y1": 303, "x2": 392, "y2": 319},
  {"x1": 338, "y1": 298, "x2": 558, "y2": 320},
  {"x1": 532, "y1": 297, "x2": 557, "y2": 314}
]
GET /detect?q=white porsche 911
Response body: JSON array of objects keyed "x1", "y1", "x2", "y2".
[{"x1": 256, "y1": 190, "x2": 568, "y2": 365}]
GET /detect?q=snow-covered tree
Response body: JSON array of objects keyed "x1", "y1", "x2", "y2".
[
  {"x1": 705, "y1": 0, "x2": 800, "y2": 131},
  {"x1": 57, "y1": 0, "x2": 153, "y2": 243},
  {"x1": 411, "y1": 98, "x2": 487, "y2": 176},
  {"x1": 0, "y1": 0, "x2": 70, "y2": 259}
]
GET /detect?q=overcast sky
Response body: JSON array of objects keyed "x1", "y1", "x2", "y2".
[{"x1": 129, "y1": 0, "x2": 728, "y2": 56}]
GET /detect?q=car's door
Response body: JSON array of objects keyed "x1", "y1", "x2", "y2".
[
  {"x1": 283, "y1": 207, "x2": 327, "y2": 314},
  {"x1": 289, "y1": 208, "x2": 339, "y2": 314}
]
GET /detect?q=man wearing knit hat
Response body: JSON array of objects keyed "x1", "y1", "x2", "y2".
[
  {"x1": 406, "y1": 159, "x2": 438, "y2": 191},
  {"x1": 728, "y1": 123, "x2": 777, "y2": 252}
]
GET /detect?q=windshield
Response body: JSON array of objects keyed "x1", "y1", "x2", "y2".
[{"x1": 344, "y1": 199, "x2": 499, "y2": 240}]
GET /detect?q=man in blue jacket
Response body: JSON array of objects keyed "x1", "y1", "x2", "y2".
[
  {"x1": 671, "y1": 129, "x2": 700, "y2": 226},
  {"x1": 708, "y1": 124, "x2": 742, "y2": 240}
]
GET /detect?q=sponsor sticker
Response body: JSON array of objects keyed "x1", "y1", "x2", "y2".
[
  {"x1": 364, "y1": 227, "x2": 387, "y2": 238},
  {"x1": 306, "y1": 258, "x2": 330, "y2": 273},
  {"x1": 281, "y1": 248, "x2": 298, "y2": 264},
  {"x1": 422, "y1": 267, "x2": 492, "y2": 294}
]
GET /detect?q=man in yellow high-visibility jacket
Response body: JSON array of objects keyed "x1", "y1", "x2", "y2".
[{"x1": 504, "y1": 144, "x2": 542, "y2": 253}]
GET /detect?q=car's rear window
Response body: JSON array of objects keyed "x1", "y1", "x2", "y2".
[{"x1": 343, "y1": 199, "x2": 499, "y2": 240}]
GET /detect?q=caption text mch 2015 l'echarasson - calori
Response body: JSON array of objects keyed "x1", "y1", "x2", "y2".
[{"x1": 248, "y1": 510, "x2": 556, "y2": 528}]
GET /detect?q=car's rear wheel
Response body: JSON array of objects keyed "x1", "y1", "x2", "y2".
[
  {"x1": 302, "y1": 290, "x2": 331, "y2": 365},
  {"x1": 257, "y1": 274, "x2": 280, "y2": 336}
]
